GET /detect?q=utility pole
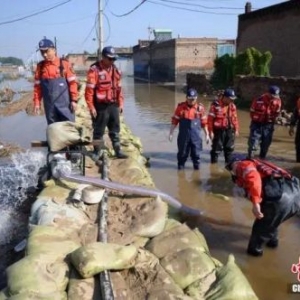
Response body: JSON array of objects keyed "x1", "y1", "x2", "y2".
[{"x1": 98, "y1": 0, "x2": 104, "y2": 58}]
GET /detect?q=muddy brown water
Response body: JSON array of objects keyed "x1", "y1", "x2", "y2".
[{"x1": 1, "y1": 77, "x2": 300, "y2": 299}]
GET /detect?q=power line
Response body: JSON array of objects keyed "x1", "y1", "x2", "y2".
[
  {"x1": 110, "y1": 0, "x2": 147, "y2": 17},
  {"x1": 157, "y1": 0, "x2": 243, "y2": 10},
  {"x1": 146, "y1": 0, "x2": 238, "y2": 15},
  {"x1": 0, "y1": 0, "x2": 72, "y2": 26}
]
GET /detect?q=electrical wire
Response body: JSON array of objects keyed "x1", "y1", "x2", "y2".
[
  {"x1": 157, "y1": 0, "x2": 242, "y2": 10},
  {"x1": 146, "y1": 0, "x2": 238, "y2": 15},
  {"x1": 110, "y1": 0, "x2": 147, "y2": 17},
  {"x1": 0, "y1": 0, "x2": 72, "y2": 26}
]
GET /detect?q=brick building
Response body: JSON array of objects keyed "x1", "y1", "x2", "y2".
[
  {"x1": 133, "y1": 38, "x2": 235, "y2": 85},
  {"x1": 237, "y1": 0, "x2": 300, "y2": 78}
]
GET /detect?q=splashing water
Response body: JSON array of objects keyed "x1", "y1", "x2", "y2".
[{"x1": 0, "y1": 150, "x2": 46, "y2": 244}]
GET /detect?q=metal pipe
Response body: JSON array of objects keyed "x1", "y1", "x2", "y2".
[{"x1": 98, "y1": 151, "x2": 114, "y2": 300}]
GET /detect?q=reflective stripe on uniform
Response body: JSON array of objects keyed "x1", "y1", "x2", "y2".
[
  {"x1": 34, "y1": 80, "x2": 40, "y2": 85},
  {"x1": 209, "y1": 113, "x2": 215, "y2": 117},
  {"x1": 86, "y1": 83, "x2": 96, "y2": 88},
  {"x1": 242, "y1": 167, "x2": 257, "y2": 178},
  {"x1": 173, "y1": 115, "x2": 180, "y2": 120},
  {"x1": 67, "y1": 76, "x2": 76, "y2": 82}
]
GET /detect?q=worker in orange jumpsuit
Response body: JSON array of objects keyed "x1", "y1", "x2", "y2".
[
  {"x1": 247, "y1": 85, "x2": 281, "y2": 159},
  {"x1": 207, "y1": 88, "x2": 239, "y2": 164},
  {"x1": 33, "y1": 38, "x2": 78, "y2": 124},
  {"x1": 289, "y1": 97, "x2": 300, "y2": 162},
  {"x1": 169, "y1": 88, "x2": 209, "y2": 170},
  {"x1": 85, "y1": 46, "x2": 127, "y2": 159},
  {"x1": 226, "y1": 155, "x2": 300, "y2": 256}
]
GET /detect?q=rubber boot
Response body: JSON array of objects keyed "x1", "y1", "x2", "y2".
[
  {"x1": 296, "y1": 150, "x2": 300, "y2": 163},
  {"x1": 210, "y1": 153, "x2": 218, "y2": 164},
  {"x1": 247, "y1": 237, "x2": 263, "y2": 257},
  {"x1": 178, "y1": 164, "x2": 185, "y2": 170},
  {"x1": 114, "y1": 146, "x2": 128, "y2": 159},
  {"x1": 266, "y1": 238, "x2": 279, "y2": 248}
]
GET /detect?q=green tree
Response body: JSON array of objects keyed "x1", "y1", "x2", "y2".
[
  {"x1": 211, "y1": 47, "x2": 272, "y2": 89},
  {"x1": 0, "y1": 56, "x2": 23, "y2": 66}
]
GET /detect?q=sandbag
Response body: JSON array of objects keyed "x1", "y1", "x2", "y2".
[
  {"x1": 0, "y1": 288, "x2": 8, "y2": 300},
  {"x1": 185, "y1": 270, "x2": 217, "y2": 299},
  {"x1": 8, "y1": 291, "x2": 67, "y2": 300},
  {"x1": 26, "y1": 225, "x2": 80, "y2": 259},
  {"x1": 6, "y1": 254, "x2": 69, "y2": 296},
  {"x1": 70, "y1": 242, "x2": 138, "y2": 278},
  {"x1": 47, "y1": 121, "x2": 92, "y2": 151},
  {"x1": 30, "y1": 198, "x2": 89, "y2": 230},
  {"x1": 160, "y1": 248, "x2": 216, "y2": 289},
  {"x1": 68, "y1": 267, "x2": 101, "y2": 300},
  {"x1": 205, "y1": 254, "x2": 259, "y2": 300},
  {"x1": 129, "y1": 197, "x2": 168, "y2": 238},
  {"x1": 145, "y1": 224, "x2": 208, "y2": 258}
]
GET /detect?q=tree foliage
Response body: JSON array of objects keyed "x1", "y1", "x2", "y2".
[
  {"x1": 211, "y1": 47, "x2": 272, "y2": 89},
  {"x1": 0, "y1": 57, "x2": 24, "y2": 66}
]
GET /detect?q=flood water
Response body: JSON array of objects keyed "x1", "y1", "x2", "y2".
[{"x1": 1, "y1": 77, "x2": 300, "y2": 299}]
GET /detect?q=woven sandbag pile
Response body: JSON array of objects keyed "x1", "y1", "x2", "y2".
[{"x1": 0, "y1": 83, "x2": 258, "y2": 300}]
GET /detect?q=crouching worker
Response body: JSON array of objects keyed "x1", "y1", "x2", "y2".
[
  {"x1": 169, "y1": 88, "x2": 209, "y2": 170},
  {"x1": 226, "y1": 156, "x2": 300, "y2": 256}
]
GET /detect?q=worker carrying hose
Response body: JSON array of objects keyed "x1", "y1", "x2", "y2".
[
  {"x1": 226, "y1": 155, "x2": 300, "y2": 257},
  {"x1": 169, "y1": 88, "x2": 209, "y2": 170}
]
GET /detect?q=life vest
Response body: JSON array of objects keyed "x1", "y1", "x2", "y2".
[
  {"x1": 91, "y1": 63, "x2": 121, "y2": 103},
  {"x1": 250, "y1": 94, "x2": 280, "y2": 123},
  {"x1": 251, "y1": 159, "x2": 292, "y2": 180},
  {"x1": 208, "y1": 100, "x2": 238, "y2": 130},
  {"x1": 178, "y1": 102, "x2": 205, "y2": 120},
  {"x1": 39, "y1": 58, "x2": 66, "y2": 78}
]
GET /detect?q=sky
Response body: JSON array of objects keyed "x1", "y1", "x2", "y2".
[{"x1": 0, "y1": 0, "x2": 287, "y2": 64}]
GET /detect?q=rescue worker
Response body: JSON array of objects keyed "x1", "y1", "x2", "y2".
[
  {"x1": 85, "y1": 46, "x2": 128, "y2": 159},
  {"x1": 288, "y1": 96, "x2": 300, "y2": 162},
  {"x1": 207, "y1": 88, "x2": 239, "y2": 164},
  {"x1": 33, "y1": 38, "x2": 78, "y2": 124},
  {"x1": 226, "y1": 155, "x2": 300, "y2": 256},
  {"x1": 168, "y1": 88, "x2": 209, "y2": 170},
  {"x1": 247, "y1": 85, "x2": 281, "y2": 159}
]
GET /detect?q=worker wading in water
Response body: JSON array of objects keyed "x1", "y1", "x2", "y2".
[
  {"x1": 169, "y1": 88, "x2": 209, "y2": 170},
  {"x1": 247, "y1": 85, "x2": 281, "y2": 159},
  {"x1": 207, "y1": 88, "x2": 239, "y2": 164},
  {"x1": 226, "y1": 155, "x2": 300, "y2": 256},
  {"x1": 289, "y1": 96, "x2": 300, "y2": 162}
]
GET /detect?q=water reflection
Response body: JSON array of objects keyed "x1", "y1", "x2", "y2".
[{"x1": 124, "y1": 78, "x2": 300, "y2": 300}]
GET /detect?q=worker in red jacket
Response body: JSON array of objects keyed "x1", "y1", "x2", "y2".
[
  {"x1": 247, "y1": 85, "x2": 281, "y2": 159},
  {"x1": 207, "y1": 88, "x2": 239, "y2": 164},
  {"x1": 85, "y1": 46, "x2": 127, "y2": 159},
  {"x1": 226, "y1": 155, "x2": 300, "y2": 256},
  {"x1": 169, "y1": 88, "x2": 209, "y2": 170},
  {"x1": 33, "y1": 38, "x2": 78, "y2": 124}
]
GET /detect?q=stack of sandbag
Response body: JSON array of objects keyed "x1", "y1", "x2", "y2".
[
  {"x1": 47, "y1": 121, "x2": 92, "y2": 151},
  {"x1": 143, "y1": 222, "x2": 258, "y2": 300}
]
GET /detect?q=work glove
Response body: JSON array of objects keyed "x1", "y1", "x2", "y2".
[{"x1": 169, "y1": 134, "x2": 173, "y2": 142}]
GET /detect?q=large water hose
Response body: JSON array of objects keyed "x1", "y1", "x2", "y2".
[{"x1": 61, "y1": 174, "x2": 202, "y2": 216}]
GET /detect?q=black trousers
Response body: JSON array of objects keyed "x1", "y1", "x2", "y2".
[
  {"x1": 92, "y1": 102, "x2": 120, "y2": 151},
  {"x1": 210, "y1": 128, "x2": 235, "y2": 163},
  {"x1": 295, "y1": 121, "x2": 300, "y2": 162},
  {"x1": 248, "y1": 177, "x2": 300, "y2": 250}
]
